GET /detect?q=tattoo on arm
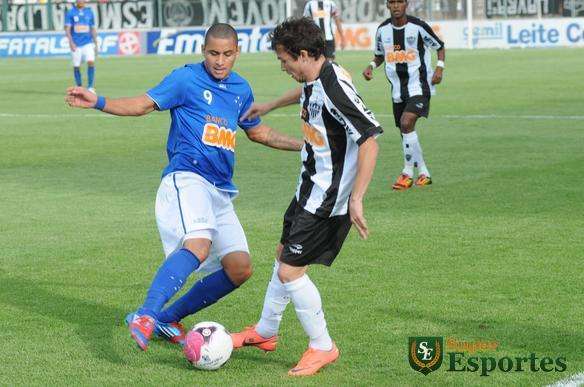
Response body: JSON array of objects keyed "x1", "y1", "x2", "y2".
[{"x1": 265, "y1": 128, "x2": 303, "y2": 151}]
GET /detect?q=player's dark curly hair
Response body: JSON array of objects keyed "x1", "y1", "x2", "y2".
[{"x1": 269, "y1": 17, "x2": 325, "y2": 59}]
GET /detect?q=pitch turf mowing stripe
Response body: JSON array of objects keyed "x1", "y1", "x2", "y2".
[{"x1": 546, "y1": 372, "x2": 584, "y2": 387}]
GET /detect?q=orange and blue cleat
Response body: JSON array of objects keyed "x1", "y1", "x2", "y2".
[
  {"x1": 128, "y1": 314, "x2": 155, "y2": 351},
  {"x1": 415, "y1": 174, "x2": 432, "y2": 187},
  {"x1": 155, "y1": 321, "x2": 186, "y2": 346},
  {"x1": 230, "y1": 325, "x2": 278, "y2": 352},
  {"x1": 125, "y1": 312, "x2": 186, "y2": 346},
  {"x1": 392, "y1": 173, "x2": 414, "y2": 191},
  {"x1": 288, "y1": 342, "x2": 340, "y2": 376}
]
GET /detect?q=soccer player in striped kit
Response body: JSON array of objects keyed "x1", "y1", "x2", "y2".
[
  {"x1": 303, "y1": 0, "x2": 346, "y2": 59},
  {"x1": 363, "y1": 0, "x2": 445, "y2": 190},
  {"x1": 231, "y1": 18, "x2": 381, "y2": 376}
]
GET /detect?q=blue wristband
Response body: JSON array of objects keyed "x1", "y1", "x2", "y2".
[{"x1": 94, "y1": 95, "x2": 106, "y2": 111}]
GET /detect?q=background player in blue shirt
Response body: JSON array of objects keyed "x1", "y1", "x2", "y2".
[
  {"x1": 65, "y1": 0, "x2": 97, "y2": 92},
  {"x1": 65, "y1": 23, "x2": 303, "y2": 351}
]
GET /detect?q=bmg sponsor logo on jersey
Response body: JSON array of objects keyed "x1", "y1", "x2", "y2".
[
  {"x1": 385, "y1": 45, "x2": 417, "y2": 63},
  {"x1": 202, "y1": 123, "x2": 236, "y2": 152},
  {"x1": 408, "y1": 336, "x2": 568, "y2": 377},
  {"x1": 301, "y1": 122, "x2": 325, "y2": 147}
]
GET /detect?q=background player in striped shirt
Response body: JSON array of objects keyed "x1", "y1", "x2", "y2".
[
  {"x1": 362, "y1": 0, "x2": 445, "y2": 190},
  {"x1": 303, "y1": 0, "x2": 346, "y2": 59},
  {"x1": 65, "y1": 24, "x2": 303, "y2": 351},
  {"x1": 65, "y1": 0, "x2": 97, "y2": 93},
  {"x1": 231, "y1": 17, "x2": 381, "y2": 376}
]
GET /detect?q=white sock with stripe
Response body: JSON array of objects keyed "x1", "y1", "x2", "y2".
[
  {"x1": 255, "y1": 261, "x2": 290, "y2": 338},
  {"x1": 404, "y1": 131, "x2": 430, "y2": 177},
  {"x1": 284, "y1": 274, "x2": 333, "y2": 351},
  {"x1": 401, "y1": 132, "x2": 415, "y2": 176}
]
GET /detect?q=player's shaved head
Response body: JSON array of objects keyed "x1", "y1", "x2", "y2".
[
  {"x1": 202, "y1": 23, "x2": 240, "y2": 80},
  {"x1": 205, "y1": 23, "x2": 238, "y2": 46}
]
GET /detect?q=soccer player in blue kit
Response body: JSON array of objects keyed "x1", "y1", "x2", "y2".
[
  {"x1": 65, "y1": 0, "x2": 97, "y2": 93},
  {"x1": 65, "y1": 23, "x2": 303, "y2": 351}
]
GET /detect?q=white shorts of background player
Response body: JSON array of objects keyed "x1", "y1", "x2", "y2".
[
  {"x1": 155, "y1": 171, "x2": 249, "y2": 274},
  {"x1": 71, "y1": 43, "x2": 95, "y2": 67}
]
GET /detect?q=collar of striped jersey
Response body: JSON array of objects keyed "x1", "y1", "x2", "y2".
[{"x1": 305, "y1": 60, "x2": 330, "y2": 86}]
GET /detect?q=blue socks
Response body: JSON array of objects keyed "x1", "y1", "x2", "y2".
[
  {"x1": 87, "y1": 66, "x2": 95, "y2": 88},
  {"x1": 73, "y1": 67, "x2": 82, "y2": 86},
  {"x1": 73, "y1": 66, "x2": 95, "y2": 88},
  {"x1": 138, "y1": 248, "x2": 201, "y2": 319},
  {"x1": 157, "y1": 269, "x2": 237, "y2": 323}
]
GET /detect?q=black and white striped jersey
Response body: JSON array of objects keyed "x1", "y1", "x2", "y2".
[
  {"x1": 303, "y1": 0, "x2": 339, "y2": 41},
  {"x1": 374, "y1": 16, "x2": 444, "y2": 103},
  {"x1": 296, "y1": 61, "x2": 382, "y2": 218}
]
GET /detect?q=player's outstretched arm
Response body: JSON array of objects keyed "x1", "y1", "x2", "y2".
[
  {"x1": 349, "y1": 136, "x2": 379, "y2": 240},
  {"x1": 65, "y1": 87, "x2": 156, "y2": 116},
  {"x1": 245, "y1": 123, "x2": 303, "y2": 151},
  {"x1": 241, "y1": 87, "x2": 302, "y2": 121},
  {"x1": 432, "y1": 47, "x2": 445, "y2": 85},
  {"x1": 363, "y1": 55, "x2": 384, "y2": 81}
]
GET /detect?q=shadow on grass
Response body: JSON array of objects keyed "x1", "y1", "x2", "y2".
[
  {"x1": 0, "y1": 271, "x2": 126, "y2": 365},
  {"x1": 0, "y1": 271, "x2": 293, "y2": 371}
]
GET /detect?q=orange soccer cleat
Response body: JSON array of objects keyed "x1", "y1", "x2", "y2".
[
  {"x1": 230, "y1": 325, "x2": 278, "y2": 352},
  {"x1": 392, "y1": 173, "x2": 414, "y2": 191},
  {"x1": 288, "y1": 343, "x2": 340, "y2": 376},
  {"x1": 415, "y1": 174, "x2": 433, "y2": 187}
]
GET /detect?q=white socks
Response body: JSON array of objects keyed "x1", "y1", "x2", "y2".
[
  {"x1": 256, "y1": 261, "x2": 290, "y2": 339},
  {"x1": 283, "y1": 275, "x2": 333, "y2": 351},
  {"x1": 402, "y1": 131, "x2": 430, "y2": 177},
  {"x1": 256, "y1": 263, "x2": 333, "y2": 351},
  {"x1": 401, "y1": 132, "x2": 415, "y2": 177}
]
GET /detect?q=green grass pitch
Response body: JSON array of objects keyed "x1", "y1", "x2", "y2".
[{"x1": 0, "y1": 48, "x2": 583, "y2": 386}]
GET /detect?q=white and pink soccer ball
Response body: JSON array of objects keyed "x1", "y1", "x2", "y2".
[{"x1": 183, "y1": 321, "x2": 233, "y2": 370}]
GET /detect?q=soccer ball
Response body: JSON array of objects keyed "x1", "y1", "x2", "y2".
[{"x1": 183, "y1": 321, "x2": 233, "y2": 370}]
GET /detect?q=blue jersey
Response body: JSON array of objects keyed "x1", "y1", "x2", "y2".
[
  {"x1": 65, "y1": 6, "x2": 95, "y2": 47},
  {"x1": 147, "y1": 63, "x2": 261, "y2": 193}
]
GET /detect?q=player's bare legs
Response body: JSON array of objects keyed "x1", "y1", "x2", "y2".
[
  {"x1": 221, "y1": 251, "x2": 253, "y2": 286},
  {"x1": 183, "y1": 237, "x2": 211, "y2": 262},
  {"x1": 393, "y1": 112, "x2": 431, "y2": 190}
]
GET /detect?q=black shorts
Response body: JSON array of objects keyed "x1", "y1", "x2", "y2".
[
  {"x1": 324, "y1": 40, "x2": 336, "y2": 59},
  {"x1": 279, "y1": 198, "x2": 352, "y2": 267},
  {"x1": 392, "y1": 95, "x2": 430, "y2": 128}
]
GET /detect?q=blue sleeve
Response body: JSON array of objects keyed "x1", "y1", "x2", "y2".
[
  {"x1": 89, "y1": 10, "x2": 95, "y2": 27},
  {"x1": 238, "y1": 88, "x2": 261, "y2": 130},
  {"x1": 65, "y1": 10, "x2": 73, "y2": 26},
  {"x1": 146, "y1": 68, "x2": 187, "y2": 111}
]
